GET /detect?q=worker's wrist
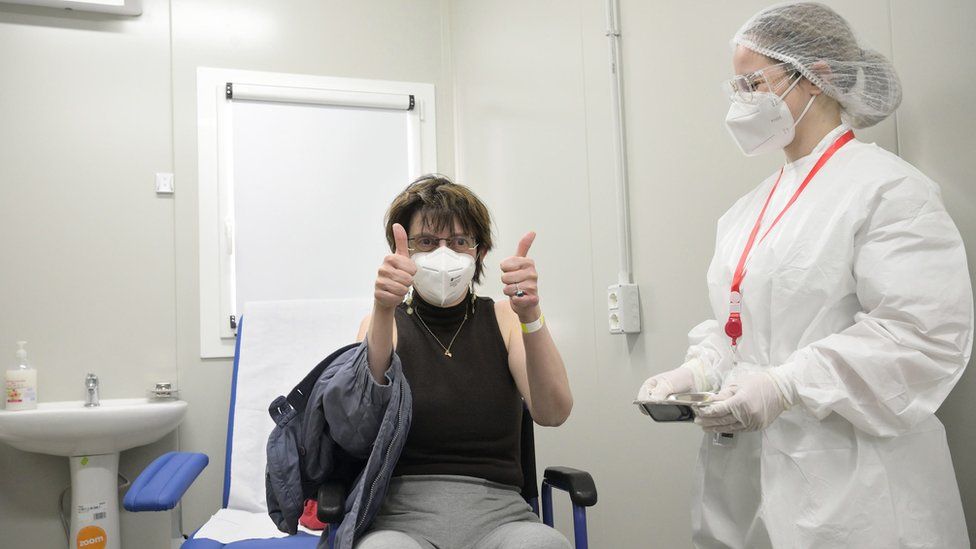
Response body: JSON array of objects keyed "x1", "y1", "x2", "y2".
[
  {"x1": 768, "y1": 363, "x2": 800, "y2": 408},
  {"x1": 678, "y1": 357, "x2": 709, "y2": 392}
]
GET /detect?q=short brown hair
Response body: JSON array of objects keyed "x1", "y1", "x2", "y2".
[{"x1": 384, "y1": 174, "x2": 494, "y2": 284}]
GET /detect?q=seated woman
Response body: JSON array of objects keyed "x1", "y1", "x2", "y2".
[{"x1": 356, "y1": 174, "x2": 573, "y2": 549}]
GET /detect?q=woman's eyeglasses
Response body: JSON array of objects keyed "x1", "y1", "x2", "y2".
[{"x1": 407, "y1": 234, "x2": 478, "y2": 253}]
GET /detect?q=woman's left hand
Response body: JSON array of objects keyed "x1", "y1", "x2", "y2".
[{"x1": 500, "y1": 232, "x2": 542, "y2": 322}]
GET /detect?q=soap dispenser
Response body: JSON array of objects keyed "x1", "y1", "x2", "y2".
[{"x1": 5, "y1": 341, "x2": 37, "y2": 411}]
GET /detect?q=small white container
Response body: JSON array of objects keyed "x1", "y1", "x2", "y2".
[{"x1": 5, "y1": 341, "x2": 37, "y2": 411}]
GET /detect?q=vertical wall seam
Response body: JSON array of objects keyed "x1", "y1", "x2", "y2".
[
  {"x1": 577, "y1": 0, "x2": 603, "y2": 365},
  {"x1": 167, "y1": 0, "x2": 182, "y2": 454},
  {"x1": 444, "y1": 0, "x2": 461, "y2": 178}
]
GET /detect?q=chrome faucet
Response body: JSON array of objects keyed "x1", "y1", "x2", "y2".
[{"x1": 85, "y1": 373, "x2": 100, "y2": 407}]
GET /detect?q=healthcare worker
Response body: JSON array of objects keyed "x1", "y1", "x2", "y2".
[{"x1": 637, "y1": 3, "x2": 973, "y2": 548}]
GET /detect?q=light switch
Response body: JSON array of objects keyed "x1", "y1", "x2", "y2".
[{"x1": 155, "y1": 173, "x2": 175, "y2": 194}]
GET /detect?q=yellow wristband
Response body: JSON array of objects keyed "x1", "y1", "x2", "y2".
[{"x1": 520, "y1": 314, "x2": 545, "y2": 334}]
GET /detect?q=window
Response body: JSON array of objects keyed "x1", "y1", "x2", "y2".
[{"x1": 197, "y1": 68, "x2": 436, "y2": 357}]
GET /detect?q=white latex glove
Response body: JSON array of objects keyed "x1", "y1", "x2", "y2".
[
  {"x1": 695, "y1": 371, "x2": 789, "y2": 432},
  {"x1": 636, "y1": 359, "x2": 704, "y2": 402}
]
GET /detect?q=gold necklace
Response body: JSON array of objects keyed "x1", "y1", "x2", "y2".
[{"x1": 414, "y1": 307, "x2": 468, "y2": 358}]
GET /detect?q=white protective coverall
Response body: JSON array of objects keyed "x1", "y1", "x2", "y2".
[{"x1": 688, "y1": 124, "x2": 973, "y2": 548}]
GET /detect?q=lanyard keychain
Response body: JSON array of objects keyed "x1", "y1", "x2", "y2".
[{"x1": 725, "y1": 130, "x2": 855, "y2": 360}]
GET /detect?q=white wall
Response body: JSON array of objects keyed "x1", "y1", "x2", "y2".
[
  {"x1": 0, "y1": 1, "x2": 177, "y2": 546},
  {"x1": 1, "y1": 1, "x2": 973, "y2": 548},
  {"x1": 451, "y1": 0, "x2": 970, "y2": 547},
  {"x1": 891, "y1": 0, "x2": 976, "y2": 543}
]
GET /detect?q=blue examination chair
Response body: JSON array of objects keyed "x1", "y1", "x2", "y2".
[{"x1": 124, "y1": 302, "x2": 597, "y2": 548}]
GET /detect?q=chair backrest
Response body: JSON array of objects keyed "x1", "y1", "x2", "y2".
[
  {"x1": 222, "y1": 298, "x2": 371, "y2": 513},
  {"x1": 520, "y1": 404, "x2": 539, "y2": 503}
]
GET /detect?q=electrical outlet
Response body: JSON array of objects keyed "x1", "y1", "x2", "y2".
[
  {"x1": 155, "y1": 173, "x2": 175, "y2": 194},
  {"x1": 608, "y1": 283, "x2": 641, "y2": 334}
]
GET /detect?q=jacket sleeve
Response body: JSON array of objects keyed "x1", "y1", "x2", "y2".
[
  {"x1": 685, "y1": 319, "x2": 735, "y2": 392},
  {"x1": 771, "y1": 179, "x2": 974, "y2": 437},
  {"x1": 322, "y1": 341, "x2": 400, "y2": 459}
]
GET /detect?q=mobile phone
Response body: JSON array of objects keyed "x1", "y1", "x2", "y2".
[
  {"x1": 635, "y1": 401, "x2": 695, "y2": 422},
  {"x1": 634, "y1": 392, "x2": 716, "y2": 423}
]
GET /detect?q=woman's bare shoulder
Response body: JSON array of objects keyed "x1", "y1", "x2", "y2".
[{"x1": 493, "y1": 299, "x2": 517, "y2": 349}]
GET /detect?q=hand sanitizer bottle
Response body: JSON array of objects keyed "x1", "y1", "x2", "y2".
[{"x1": 5, "y1": 341, "x2": 37, "y2": 411}]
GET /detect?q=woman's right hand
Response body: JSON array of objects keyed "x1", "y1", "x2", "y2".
[{"x1": 374, "y1": 223, "x2": 417, "y2": 313}]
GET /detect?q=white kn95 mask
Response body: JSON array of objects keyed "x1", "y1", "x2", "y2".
[{"x1": 411, "y1": 246, "x2": 476, "y2": 307}]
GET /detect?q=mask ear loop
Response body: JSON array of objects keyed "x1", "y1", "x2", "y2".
[
  {"x1": 792, "y1": 93, "x2": 817, "y2": 128},
  {"x1": 776, "y1": 72, "x2": 804, "y2": 101},
  {"x1": 778, "y1": 72, "x2": 817, "y2": 128}
]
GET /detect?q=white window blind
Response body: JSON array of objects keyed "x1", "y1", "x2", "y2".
[{"x1": 198, "y1": 68, "x2": 437, "y2": 357}]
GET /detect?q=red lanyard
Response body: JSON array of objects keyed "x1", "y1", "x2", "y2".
[{"x1": 724, "y1": 130, "x2": 855, "y2": 347}]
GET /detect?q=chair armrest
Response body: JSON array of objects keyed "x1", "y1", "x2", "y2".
[
  {"x1": 123, "y1": 452, "x2": 209, "y2": 512},
  {"x1": 317, "y1": 479, "x2": 347, "y2": 524},
  {"x1": 543, "y1": 466, "x2": 598, "y2": 507}
]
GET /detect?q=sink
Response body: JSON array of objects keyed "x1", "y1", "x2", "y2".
[
  {"x1": 0, "y1": 397, "x2": 188, "y2": 549},
  {"x1": 0, "y1": 397, "x2": 187, "y2": 456}
]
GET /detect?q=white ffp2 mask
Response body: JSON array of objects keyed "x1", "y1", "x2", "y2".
[
  {"x1": 411, "y1": 247, "x2": 476, "y2": 307},
  {"x1": 725, "y1": 76, "x2": 816, "y2": 156}
]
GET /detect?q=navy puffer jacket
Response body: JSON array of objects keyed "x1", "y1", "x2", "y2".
[{"x1": 266, "y1": 341, "x2": 412, "y2": 549}]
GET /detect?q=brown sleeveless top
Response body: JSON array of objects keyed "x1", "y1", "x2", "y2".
[{"x1": 392, "y1": 292, "x2": 523, "y2": 488}]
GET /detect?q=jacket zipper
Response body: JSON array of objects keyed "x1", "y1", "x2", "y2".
[{"x1": 355, "y1": 389, "x2": 404, "y2": 532}]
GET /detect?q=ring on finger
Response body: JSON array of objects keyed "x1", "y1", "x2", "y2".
[{"x1": 514, "y1": 283, "x2": 525, "y2": 298}]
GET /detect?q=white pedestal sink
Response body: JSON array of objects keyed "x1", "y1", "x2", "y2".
[{"x1": 0, "y1": 398, "x2": 188, "y2": 549}]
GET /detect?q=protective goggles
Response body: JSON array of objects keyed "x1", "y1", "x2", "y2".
[{"x1": 721, "y1": 62, "x2": 801, "y2": 102}]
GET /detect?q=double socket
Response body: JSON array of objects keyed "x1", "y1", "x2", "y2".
[{"x1": 608, "y1": 283, "x2": 640, "y2": 334}]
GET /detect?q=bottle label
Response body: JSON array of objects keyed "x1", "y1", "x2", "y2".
[{"x1": 6, "y1": 379, "x2": 35, "y2": 403}]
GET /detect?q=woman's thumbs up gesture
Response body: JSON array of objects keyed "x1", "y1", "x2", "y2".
[
  {"x1": 500, "y1": 232, "x2": 541, "y2": 321},
  {"x1": 374, "y1": 223, "x2": 417, "y2": 312}
]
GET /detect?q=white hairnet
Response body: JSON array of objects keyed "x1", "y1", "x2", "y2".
[{"x1": 733, "y1": 2, "x2": 902, "y2": 129}]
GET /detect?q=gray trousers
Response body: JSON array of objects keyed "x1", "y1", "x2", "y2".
[{"x1": 354, "y1": 475, "x2": 571, "y2": 549}]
